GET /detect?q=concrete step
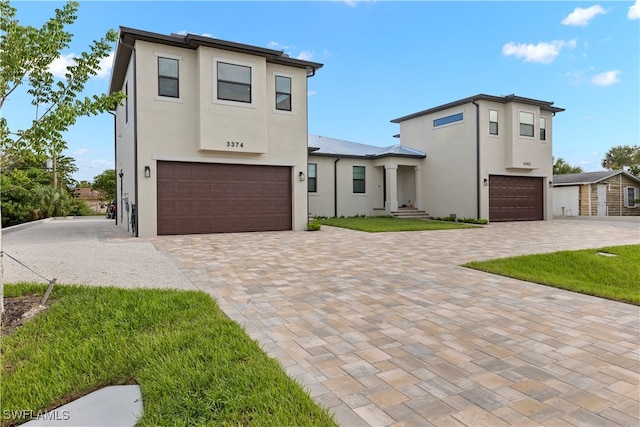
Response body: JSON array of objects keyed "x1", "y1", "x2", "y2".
[{"x1": 391, "y1": 209, "x2": 431, "y2": 220}]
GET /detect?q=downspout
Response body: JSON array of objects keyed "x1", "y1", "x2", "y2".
[
  {"x1": 120, "y1": 35, "x2": 139, "y2": 237},
  {"x1": 107, "y1": 111, "x2": 117, "y2": 225},
  {"x1": 334, "y1": 158, "x2": 340, "y2": 218},
  {"x1": 471, "y1": 99, "x2": 481, "y2": 219}
]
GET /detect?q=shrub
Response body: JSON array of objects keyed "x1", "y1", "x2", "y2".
[{"x1": 307, "y1": 219, "x2": 321, "y2": 231}]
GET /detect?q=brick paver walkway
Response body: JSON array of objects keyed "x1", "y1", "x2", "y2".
[{"x1": 154, "y1": 219, "x2": 640, "y2": 426}]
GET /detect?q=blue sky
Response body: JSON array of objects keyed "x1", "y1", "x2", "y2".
[{"x1": 6, "y1": 0, "x2": 639, "y2": 182}]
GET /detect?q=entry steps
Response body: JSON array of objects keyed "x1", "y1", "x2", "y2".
[{"x1": 391, "y1": 208, "x2": 431, "y2": 220}]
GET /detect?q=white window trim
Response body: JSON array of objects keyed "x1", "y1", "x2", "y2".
[
  {"x1": 624, "y1": 186, "x2": 640, "y2": 208},
  {"x1": 154, "y1": 51, "x2": 183, "y2": 103},
  {"x1": 273, "y1": 71, "x2": 295, "y2": 116},
  {"x1": 539, "y1": 115, "x2": 549, "y2": 143},
  {"x1": 432, "y1": 110, "x2": 465, "y2": 130},
  {"x1": 518, "y1": 109, "x2": 536, "y2": 140},
  {"x1": 212, "y1": 56, "x2": 256, "y2": 109},
  {"x1": 488, "y1": 108, "x2": 499, "y2": 138},
  {"x1": 352, "y1": 165, "x2": 366, "y2": 195}
]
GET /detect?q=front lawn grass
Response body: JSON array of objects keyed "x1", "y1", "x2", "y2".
[
  {"x1": 320, "y1": 216, "x2": 478, "y2": 232},
  {"x1": 1, "y1": 283, "x2": 336, "y2": 427},
  {"x1": 464, "y1": 244, "x2": 640, "y2": 305}
]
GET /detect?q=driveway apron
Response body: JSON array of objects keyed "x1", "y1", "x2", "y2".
[{"x1": 153, "y1": 220, "x2": 640, "y2": 426}]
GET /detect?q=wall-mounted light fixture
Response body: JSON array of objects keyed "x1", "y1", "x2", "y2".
[
  {"x1": 549, "y1": 180, "x2": 553, "y2": 188},
  {"x1": 144, "y1": 166, "x2": 151, "y2": 178},
  {"x1": 299, "y1": 171, "x2": 305, "y2": 181},
  {"x1": 483, "y1": 178, "x2": 488, "y2": 187}
]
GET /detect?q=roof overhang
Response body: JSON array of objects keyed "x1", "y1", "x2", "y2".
[
  {"x1": 109, "y1": 27, "x2": 323, "y2": 95},
  {"x1": 391, "y1": 93, "x2": 565, "y2": 123}
]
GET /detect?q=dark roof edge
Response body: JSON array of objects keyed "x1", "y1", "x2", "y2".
[
  {"x1": 553, "y1": 170, "x2": 640, "y2": 185},
  {"x1": 391, "y1": 93, "x2": 565, "y2": 123},
  {"x1": 308, "y1": 152, "x2": 426, "y2": 160},
  {"x1": 110, "y1": 27, "x2": 323, "y2": 94}
]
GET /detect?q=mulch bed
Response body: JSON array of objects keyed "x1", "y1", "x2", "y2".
[{"x1": 1, "y1": 295, "x2": 46, "y2": 336}]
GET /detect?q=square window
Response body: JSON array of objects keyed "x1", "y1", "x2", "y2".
[{"x1": 217, "y1": 62, "x2": 251, "y2": 103}]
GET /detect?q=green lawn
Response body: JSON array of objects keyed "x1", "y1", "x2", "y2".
[
  {"x1": 320, "y1": 216, "x2": 478, "y2": 232},
  {"x1": 464, "y1": 244, "x2": 640, "y2": 305},
  {"x1": 1, "y1": 284, "x2": 336, "y2": 427}
]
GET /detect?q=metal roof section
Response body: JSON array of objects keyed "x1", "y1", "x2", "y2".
[
  {"x1": 391, "y1": 93, "x2": 565, "y2": 123},
  {"x1": 552, "y1": 170, "x2": 640, "y2": 186},
  {"x1": 109, "y1": 27, "x2": 323, "y2": 95},
  {"x1": 308, "y1": 134, "x2": 426, "y2": 159}
]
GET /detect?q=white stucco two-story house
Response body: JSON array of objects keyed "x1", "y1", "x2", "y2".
[
  {"x1": 108, "y1": 27, "x2": 322, "y2": 236},
  {"x1": 391, "y1": 94, "x2": 565, "y2": 222}
]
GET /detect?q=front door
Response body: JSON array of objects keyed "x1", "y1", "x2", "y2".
[{"x1": 597, "y1": 185, "x2": 607, "y2": 216}]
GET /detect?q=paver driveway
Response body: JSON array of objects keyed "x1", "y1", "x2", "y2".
[{"x1": 153, "y1": 219, "x2": 640, "y2": 426}]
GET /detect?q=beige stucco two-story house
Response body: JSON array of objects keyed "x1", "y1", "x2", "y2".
[
  {"x1": 109, "y1": 27, "x2": 322, "y2": 236},
  {"x1": 391, "y1": 94, "x2": 565, "y2": 222},
  {"x1": 309, "y1": 94, "x2": 564, "y2": 222}
]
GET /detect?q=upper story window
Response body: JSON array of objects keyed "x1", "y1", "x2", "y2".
[
  {"x1": 353, "y1": 166, "x2": 365, "y2": 194},
  {"x1": 308, "y1": 163, "x2": 317, "y2": 192},
  {"x1": 217, "y1": 62, "x2": 251, "y2": 103},
  {"x1": 540, "y1": 117, "x2": 547, "y2": 141},
  {"x1": 519, "y1": 111, "x2": 534, "y2": 137},
  {"x1": 434, "y1": 112, "x2": 463, "y2": 127},
  {"x1": 158, "y1": 57, "x2": 179, "y2": 98},
  {"x1": 275, "y1": 76, "x2": 292, "y2": 111},
  {"x1": 489, "y1": 109, "x2": 498, "y2": 135}
]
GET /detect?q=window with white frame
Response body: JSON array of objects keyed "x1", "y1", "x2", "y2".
[
  {"x1": 519, "y1": 111, "x2": 534, "y2": 137},
  {"x1": 275, "y1": 76, "x2": 291, "y2": 111},
  {"x1": 540, "y1": 117, "x2": 547, "y2": 141},
  {"x1": 217, "y1": 61, "x2": 251, "y2": 103},
  {"x1": 489, "y1": 109, "x2": 498, "y2": 135},
  {"x1": 624, "y1": 186, "x2": 640, "y2": 208},
  {"x1": 353, "y1": 166, "x2": 365, "y2": 193},
  {"x1": 158, "y1": 57, "x2": 179, "y2": 98},
  {"x1": 308, "y1": 163, "x2": 317, "y2": 193}
]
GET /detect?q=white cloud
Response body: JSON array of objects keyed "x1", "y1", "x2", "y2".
[
  {"x1": 73, "y1": 148, "x2": 90, "y2": 156},
  {"x1": 48, "y1": 52, "x2": 113, "y2": 79},
  {"x1": 48, "y1": 53, "x2": 76, "y2": 78},
  {"x1": 268, "y1": 41, "x2": 289, "y2": 50},
  {"x1": 502, "y1": 39, "x2": 576, "y2": 64},
  {"x1": 561, "y1": 5, "x2": 607, "y2": 26},
  {"x1": 308, "y1": 90, "x2": 317, "y2": 96},
  {"x1": 564, "y1": 70, "x2": 586, "y2": 85},
  {"x1": 591, "y1": 70, "x2": 621, "y2": 86},
  {"x1": 96, "y1": 52, "x2": 114, "y2": 78},
  {"x1": 296, "y1": 51, "x2": 314, "y2": 61},
  {"x1": 629, "y1": 0, "x2": 640, "y2": 19}
]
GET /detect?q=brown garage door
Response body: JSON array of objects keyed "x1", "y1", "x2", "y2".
[
  {"x1": 157, "y1": 162, "x2": 292, "y2": 235},
  {"x1": 489, "y1": 175, "x2": 544, "y2": 222}
]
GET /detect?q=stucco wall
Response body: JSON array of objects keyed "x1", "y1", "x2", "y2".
[{"x1": 115, "y1": 39, "x2": 310, "y2": 236}]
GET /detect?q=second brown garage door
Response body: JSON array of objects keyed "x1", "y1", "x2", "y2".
[
  {"x1": 157, "y1": 162, "x2": 292, "y2": 235},
  {"x1": 489, "y1": 175, "x2": 544, "y2": 222}
]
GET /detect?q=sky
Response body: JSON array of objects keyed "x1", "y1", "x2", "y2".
[{"x1": 5, "y1": 0, "x2": 640, "y2": 182}]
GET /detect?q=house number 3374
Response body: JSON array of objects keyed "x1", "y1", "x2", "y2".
[{"x1": 226, "y1": 141, "x2": 244, "y2": 148}]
